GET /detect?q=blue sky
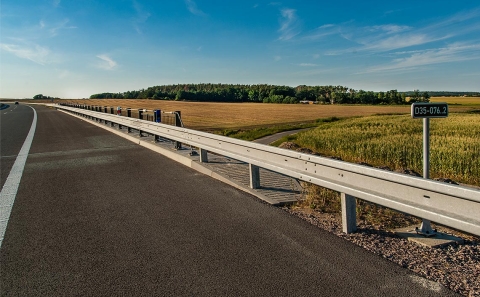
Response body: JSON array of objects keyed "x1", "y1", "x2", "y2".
[{"x1": 1, "y1": 0, "x2": 479, "y2": 98}]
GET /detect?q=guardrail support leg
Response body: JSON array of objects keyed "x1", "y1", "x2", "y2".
[
  {"x1": 200, "y1": 148, "x2": 208, "y2": 163},
  {"x1": 127, "y1": 109, "x2": 132, "y2": 133},
  {"x1": 138, "y1": 109, "x2": 144, "y2": 137},
  {"x1": 174, "y1": 111, "x2": 182, "y2": 150},
  {"x1": 249, "y1": 164, "x2": 260, "y2": 189},
  {"x1": 341, "y1": 193, "x2": 357, "y2": 234}
]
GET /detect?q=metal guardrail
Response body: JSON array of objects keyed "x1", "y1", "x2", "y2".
[{"x1": 56, "y1": 104, "x2": 480, "y2": 236}]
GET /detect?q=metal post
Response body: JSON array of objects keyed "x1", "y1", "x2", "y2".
[
  {"x1": 416, "y1": 118, "x2": 436, "y2": 236},
  {"x1": 154, "y1": 109, "x2": 161, "y2": 123},
  {"x1": 127, "y1": 109, "x2": 132, "y2": 133},
  {"x1": 249, "y1": 164, "x2": 260, "y2": 189},
  {"x1": 174, "y1": 111, "x2": 182, "y2": 150},
  {"x1": 138, "y1": 109, "x2": 144, "y2": 137},
  {"x1": 341, "y1": 193, "x2": 357, "y2": 233},
  {"x1": 199, "y1": 148, "x2": 208, "y2": 163}
]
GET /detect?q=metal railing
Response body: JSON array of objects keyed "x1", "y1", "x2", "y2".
[{"x1": 56, "y1": 104, "x2": 480, "y2": 236}]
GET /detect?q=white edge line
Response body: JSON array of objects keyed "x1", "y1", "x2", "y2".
[{"x1": 0, "y1": 106, "x2": 37, "y2": 248}]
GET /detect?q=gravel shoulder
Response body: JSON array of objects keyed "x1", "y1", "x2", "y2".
[
  {"x1": 258, "y1": 128, "x2": 480, "y2": 297},
  {"x1": 282, "y1": 202, "x2": 480, "y2": 297}
]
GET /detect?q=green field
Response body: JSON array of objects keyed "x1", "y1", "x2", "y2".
[{"x1": 276, "y1": 112, "x2": 480, "y2": 187}]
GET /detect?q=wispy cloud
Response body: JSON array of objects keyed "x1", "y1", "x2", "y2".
[
  {"x1": 49, "y1": 19, "x2": 77, "y2": 37},
  {"x1": 298, "y1": 63, "x2": 318, "y2": 67},
  {"x1": 52, "y1": 0, "x2": 61, "y2": 7},
  {"x1": 185, "y1": 0, "x2": 207, "y2": 17},
  {"x1": 278, "y1": 8, "x2": 301, "y2": 41},
  {"x1": 0, "y1": 42, "x2": 50, "y2": 65},
  {"x1": 96, "y1": 54, "x2": 117, "y2": 70},
  {"x1": 368, "y1": 25, "x2": 411, "y2": 34},
  {"x1": 303, "y1": 24, "x2": 338, "y2": 41},
  {"x1": 132, "y1": 0, "x2": 151, "y2": 34},
  {"x1": 361, "y1": 33, "x2": 450, "y2": 52},
  {"x1": 363, "y1": 43, "x2": 480, "y2": 73}
]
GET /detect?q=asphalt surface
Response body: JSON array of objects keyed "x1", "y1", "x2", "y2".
[
  {"x1": 0, "y1": 105, "x2": 459, "y2": 296},
  {"x1": 253, "y1": 128, "x2": 311, "y2": 145},
  {"x1": 0, "y1": 104, "x2": 34, "y2": 190}
]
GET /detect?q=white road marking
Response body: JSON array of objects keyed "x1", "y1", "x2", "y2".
[{"x1": 0, "y1": 105, "x2": 37, "y2": 248}]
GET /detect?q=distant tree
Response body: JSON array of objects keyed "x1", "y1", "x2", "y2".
[
  {"x1": 422, "y1": 92, "x2": 430, "y2": 102},
  {"x1": 409, "y1": 90, "x2": 421, "y2": 103}
]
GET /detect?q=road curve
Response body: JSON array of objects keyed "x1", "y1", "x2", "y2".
[
  {"x1": 0, "y1": 105, "x2": 458, "y2": 296},
  {"x1": 253, "y1": 128, "x2": 311, "y2": 145}
]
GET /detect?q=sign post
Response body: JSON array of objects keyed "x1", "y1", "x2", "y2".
[{"x1": 411, "y1": 102, "x2": 448, "y2": 236}]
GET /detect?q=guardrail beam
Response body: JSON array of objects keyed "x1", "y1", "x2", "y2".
[{"x1": 55, "y1": 105, "x2": 480, "y2": 237}]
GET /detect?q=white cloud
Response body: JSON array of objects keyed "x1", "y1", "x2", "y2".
[
  {"x1": 96, "y1": 54, "x2": 118, "y2": 70},
  {"x1": 53, "y1": 0, "x2": 61, "y2": 7},
  {"x1": 49, "y1": 19, "x2": 77, "y2": 37},
  {"x1": 368, "y1": 25, "x2": 411, "y2": 34},
  {"x1": 274, "y1": 55, "x2": 281, "y2": 61},
  {"x1": 278, "y1": 8, "x2": 301, "y2": 41},
  {"x1": 185, "y1": 0, "x2": 207, "y2": 17},
  {"x1": 0, "y1": 43, "x2": 50, "y2": 65},
  {"x1": 362, "y1": 33, "x2": 450, "y2": 52},
  {"x1": 132, "y1": 0, "x2": 151, "y2": 34},
  {"x1": 363, "y1": 43, "x2": 480, "y2": 73},
  {"x1": 298, "y1": 63, "x2": 318, "y2": 67},
  {"x1": 303, "y1": 24, "x2": 338, "y2": 41}
]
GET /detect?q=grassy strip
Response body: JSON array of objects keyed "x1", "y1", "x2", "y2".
[{"x1": 217, "y1": 116, "x2": 342, "y2": 141}]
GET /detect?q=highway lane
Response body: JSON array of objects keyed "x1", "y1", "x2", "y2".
[
  {"x1": 0, "y1": 105, "x2": 459, "y2": 296},
  {"x1": 0, "y1": 103, "x2": 34, "y2": 190}
]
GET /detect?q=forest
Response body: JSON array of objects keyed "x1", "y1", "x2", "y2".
[{"x1": 89, "y1": 84, "x2": 477, "y2": 104}]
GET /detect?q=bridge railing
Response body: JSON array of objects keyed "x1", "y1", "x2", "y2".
[{"x1": 56, "y1": 104, "x2": 480, "y2": 236}]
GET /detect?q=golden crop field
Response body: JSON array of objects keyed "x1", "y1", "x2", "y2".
[
  {"x1": 293, "y1": 113, "x2": 480, "y2": 186},
  {"x1": 35, "y1": 98, "x2": 478, "y2": 186},
  {"x1": 56, "y1": 99, "x2": 476, "y2": 131},
  {"x1": 429, "y1": 96, "x2": 480, "y2": 105}
]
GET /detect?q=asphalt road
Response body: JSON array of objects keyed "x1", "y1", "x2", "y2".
[
  {"x1": 0, "y1": 105, "x2": 459, "y2": 296},
  {"x1": 0, "y1": 104, "x2": 34, "y2": 190},
  {"x1": 253, "y1": 128, "x2": 311, "y2": 145}
]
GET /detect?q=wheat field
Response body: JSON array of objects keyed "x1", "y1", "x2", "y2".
[
  {"x1": 294, "y1": 113, "x2": 480, "y2": 186},
  {"x1": 55, "y1": 99, "x2": 477, "y2": 131}
]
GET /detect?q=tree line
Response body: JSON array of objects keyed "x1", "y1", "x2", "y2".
[
  {"x1": 89, "y1": 84, "x2": 433, "y2": 104},
  {"x1": 33, "y1": 94, "x2": 60, "y2": 100}
]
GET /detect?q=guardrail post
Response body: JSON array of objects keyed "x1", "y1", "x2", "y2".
[
  {"x1": 103, "y1": 107, "x2": 108, "y2": 124},
  {"x1": 199, "y1": 148, "x2": 208, "y2": 163},
  {"x1": 174, "y1": 111, "x2": 182, "y2": 150},
  {"x1": 127, "y1": 109, "x2": 132, "y2": 133},
  {"x1": 341, "y1": 193, "x2": 357, "y2": 233},
  {"x1": 154, "y1": 110, "x2": 161, "y2": 123},
  {"x1": 138, "y1": 109, "x2": 144, "y2": 136},
  {"x1": 249, "y1": 164, "x2": 260, "y2": 189},
  {"x1": 109, "y1": 107, "x2": 115, "y2": 126}
]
